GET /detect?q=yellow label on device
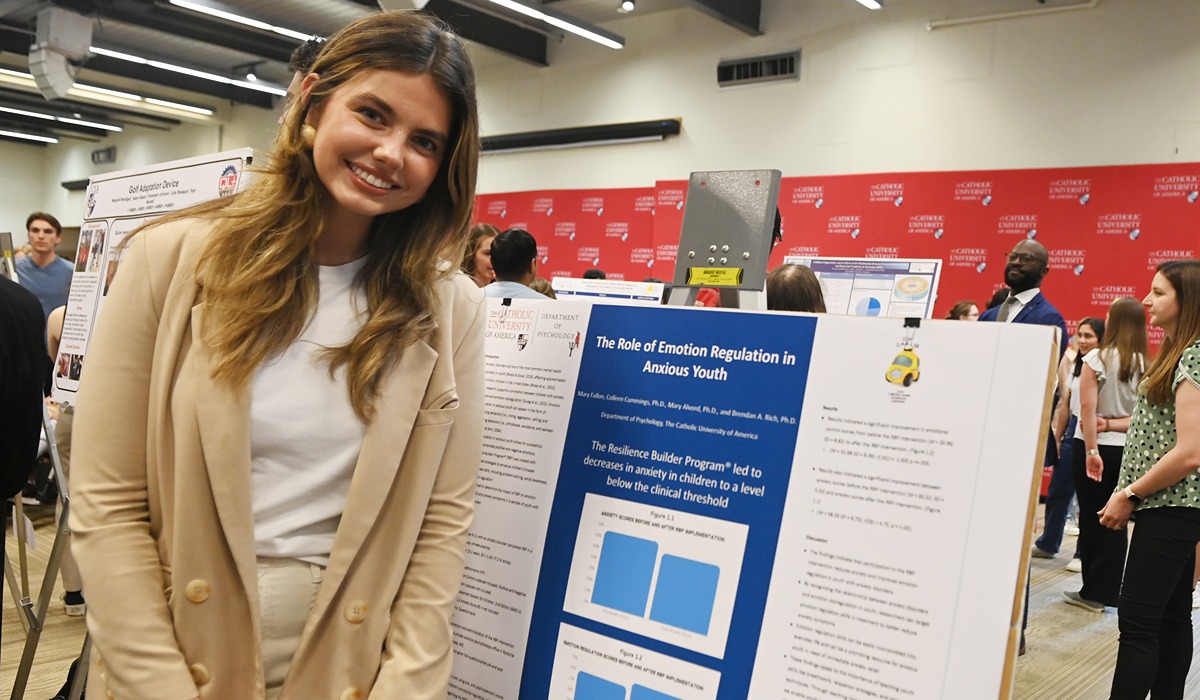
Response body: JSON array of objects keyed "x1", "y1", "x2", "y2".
[{"x1": 686, "y1": 267, "x2": 744, "y2": 286}]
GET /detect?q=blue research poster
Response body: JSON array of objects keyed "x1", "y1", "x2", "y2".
[{"x1": 519, "y1": 305, "x2": 816, "y2": 698}]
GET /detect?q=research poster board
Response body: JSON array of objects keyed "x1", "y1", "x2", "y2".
[
  {"x1": 0, "y1": 231, "x2": 14, "y2": 280},
  {"x1": 551, "y1": 277, "x2": 666, "y2": 306},
  {"x1": 450, "y1": 301, "x2": 1055, "y2": 700},
  {"x1": 781, "y1": 256, "x2": 943, "y2": 319},
  {"x1": 52, "y1": 148, "x2": 253, "y2": 405}
]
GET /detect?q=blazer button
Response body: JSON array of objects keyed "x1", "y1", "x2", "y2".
[
  {"x1": 185, "y1": 579, "x2": 211, "y2": 604},
  {"x1": 189, "y1": 663, "x2": 211, "y2": 686},
  {"x1": 339, "y1": 688, "x2": 362, "y2": 700},
  {"x1": 345, "y1": 600, "x2": 368, "y2": 624}
]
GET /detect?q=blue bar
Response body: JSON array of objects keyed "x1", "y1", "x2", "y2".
[
  {"x1": 648, "y1": 555, "x2": 720, "y2": 635},
  {"x1": 575, "y1": 671, "x2": 626, "y2": 700},
  {"x1": 630, "y1": 684, "x2": 680, "y2": 700},
  {"x1": 591, "y1": 532, "x2": 658, "y2": 616}
]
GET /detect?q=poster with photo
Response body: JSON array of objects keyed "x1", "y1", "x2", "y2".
[{"x1": 52, "y1": 148, "x2": 252, "y2": 404}]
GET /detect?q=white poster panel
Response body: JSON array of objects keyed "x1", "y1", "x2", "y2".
[
  {"x1": 782, "y1": 256, "x2": 943, "y2": 319},
  {"x1": 551, "y1": 277, "x2": 665, "y2": 306},
  {"x1": 52, "y1": 149, "x2": 253, "y2": 404},
  {"x1": 450, "y1": 302, "x2": 1053, "y2": 700}
]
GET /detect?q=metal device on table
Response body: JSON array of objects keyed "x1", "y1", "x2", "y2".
[{"x1": 666, "y1": 169, "x2": 782, "y2": 310}]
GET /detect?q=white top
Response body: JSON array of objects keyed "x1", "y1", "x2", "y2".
[
  {"x1": 250, "y1": 258, "x2": 368, "y2": 565},
  {"x1": 1082, "y1": 347, "x2": 1144, "y2": 447}
]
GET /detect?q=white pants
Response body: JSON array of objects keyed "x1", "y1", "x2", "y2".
[{"x1": 257, "y1": 557, "x2": 324, "y2": 699}]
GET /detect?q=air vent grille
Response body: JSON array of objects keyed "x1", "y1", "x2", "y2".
[{"x1": 717, "y1": 51, "x2": 800, "y2": 88}]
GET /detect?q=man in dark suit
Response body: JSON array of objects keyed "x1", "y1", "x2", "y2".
[
  {"x1": 1, "y1": 275, "x2": 48, "y2": 607},
  {"x1": 980, "y1": 238, "x2": 1067, "y2": 655},
  {"x1": 979, "y1": 239, "x2": 1068, "y2": 344}
]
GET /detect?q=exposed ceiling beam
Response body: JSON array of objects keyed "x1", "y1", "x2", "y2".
[
  {"x1": 379, "y1": 0, "x2": 548, "y2": 65},
  {"x1": 51, "y1": 0, "x2": 300, "y2": 63},
  {"x1": 688, "y1": 0, "x2": 761, "y2": 36}
]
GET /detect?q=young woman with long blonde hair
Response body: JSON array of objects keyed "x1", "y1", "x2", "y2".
[{"x1": 69, "y1": 12, "x2": 483, "y2": 699}]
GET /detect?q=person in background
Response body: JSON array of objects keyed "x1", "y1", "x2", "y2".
[
  {"x1": 1100, "y1": 260, "x2": 1200, "y2": 699},
  {"x1": 979, "y1": 240, "x2": 1067, "y2": 655},
  {"x1": 69, "y1": 12, "x2": 484, "y2": 699},
  {"x1": 484, "y1": 228, "x2": 551, "y2": 300},
  {"x1": 528, "y1": 277, "x2": 556, "y2": 299},
  {"x1": 0, "y1": 275, "x2": 46, "y2": 607},
  {"x1": 583, "y1": 268, "x2": 606, "y2": 279},
  {"x1": 284, "y1": 36, "x2": 326, "y2": 106},
  {"x1": 766, "y1": 263, "x2": 826, "y2": 313},
  {"x1": 16, "y1": 212, "x2": 72, "y2": 319},
  {"x1": 946, "y1": 300, "x2": 980, "y2": 320},
  {"x1": 1063, "y1": 299, "x2": 1146, "y2": 613},
  {"x1": 461, "y1": 222, "x2": 498, "y2": 288},
  {"x1": 1035, "y1": 322, "x2": 1103, "y2": 572}
]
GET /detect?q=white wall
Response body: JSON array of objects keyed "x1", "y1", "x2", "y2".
[
  {"x1": 4, "y1": 0, "x2": 1199, "y2": 231},
  {"x1": 0, "y1": 141, "x2": 47, "y2": 245},
  {"x1": 471, "y1": 0, "x2": 1200, "y2": 193}
]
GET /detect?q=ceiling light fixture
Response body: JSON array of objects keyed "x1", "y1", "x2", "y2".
[
  {"x1": 145, "y1": 97, "x2": 214, "y2": 116},
  {"x1": 235, "y1": 61, "x2": 263, "y2": 82},
  {"x1": 0, "y1": 68, "x2": 215, "y2": 118},
  {"x1": 480, "y1": 0, "x2": 625, "y2": 49},
  {"x1": 855, "y1": 0, "x2": 883, "y2": 9},
  {"x1": 0, "y1": 105, "x2": 123, "y2": 131},
  {"x1": 166, "y1": 0, "x2": 316, "y2": 41},
  {"x1": 90, "y1": 46, "x2": 287, "y2": 96},
  {"x1": 0, "y1": 128, "x2": 58, "y2": 144},
  {"x1": 620, "y1": 1, "x2": 635, "y2": 11},
  {"x1": 73, "y1": 82, "x2": 143, "y2": 101}
]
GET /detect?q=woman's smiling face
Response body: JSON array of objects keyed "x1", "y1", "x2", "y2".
[{"x1": 304, "y1": 69, "x2": 452, "y2": 236}]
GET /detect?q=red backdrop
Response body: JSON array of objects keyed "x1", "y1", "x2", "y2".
[{"x1": 475, "y1": 162, "x2": 1199, "y2": 339}]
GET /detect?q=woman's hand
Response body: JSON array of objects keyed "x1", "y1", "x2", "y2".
[
  {"x1": 1099, "y1": 490, "x2": 1133, "y2": 529},
  {"x1": 1086, "y1": 452, "x2": 1104, "y2": 481}
]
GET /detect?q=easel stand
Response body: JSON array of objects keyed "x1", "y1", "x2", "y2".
[
  {"x1": 664, "y1": 170, "x2": 782, "y2": 311},
  {"x1": 7, "y1": 403, "x2": 89, "y2": 700}
]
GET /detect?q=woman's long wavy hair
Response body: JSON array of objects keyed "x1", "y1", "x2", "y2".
[
  {"x1": 1142, "y1": 260, "x2": 1200, "y2": 403},
  {"x1": 143, "y1": 11, "x2": 479, "y2": 422},
  {"x1": 1097, "y1": 297, "x2": 1148, "y2": 385}
]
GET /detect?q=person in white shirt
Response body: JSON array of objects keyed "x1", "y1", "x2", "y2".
[{"x1": 69, "y1": 12, "x2": 484, "y2": 699}]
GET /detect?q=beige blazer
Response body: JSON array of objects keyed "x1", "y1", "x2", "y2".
[{"x1": 69, "y1": 218, "x2": 484, "y2": 700}]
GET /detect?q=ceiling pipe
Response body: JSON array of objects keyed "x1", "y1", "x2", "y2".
[{"x1": 927, "y1": 0, "x2": 1099, "y2": 31}]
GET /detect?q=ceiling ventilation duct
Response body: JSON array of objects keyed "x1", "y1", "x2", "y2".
[
  {"x1": 717, "y1": 51, "x2": 800, "y2": 89},
  {"x1": 30, "y1": 7, "x2": 94, "y2": 100}
]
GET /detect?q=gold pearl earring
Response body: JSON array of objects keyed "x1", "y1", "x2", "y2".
[{"x1": 300, "y1": 124, "x2": 316, "y2": 148}]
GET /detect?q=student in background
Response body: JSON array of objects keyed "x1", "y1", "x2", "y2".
[
  {"x1": 766, "y1": 263, "x2": 826, "y2": 313},
  {"x1": 16, "y1": 212, "x2": 72, "y2": 319},
  {"x1": 946, "y1": 300, "x2": 980, "y2": 320},
  {"x1": 484, "y1": 228, "x2": 551, "y2": 300},
  {"x1": 462, "y1": 222, "x2": 498, "y2": 288},
  {"x1": 1063, "y1": 299, "x2": 1146, "y2": 613}
]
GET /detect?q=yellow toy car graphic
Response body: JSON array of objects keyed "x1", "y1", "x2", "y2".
[{"x1": 886, "y1": 348, "x2": 920, "y2": 387}]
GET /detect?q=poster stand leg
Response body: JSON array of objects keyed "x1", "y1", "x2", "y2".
[{"x1": 8, "y1": 404, "x2": 90, "y2": 700}]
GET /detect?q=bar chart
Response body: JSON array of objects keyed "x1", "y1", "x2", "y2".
[
  {"x1": 549, "y1": 624, "x2": 720, "y2": 700},
  {"x1": 564, "y1": 494, "x2": 747, "y2": 658}
]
